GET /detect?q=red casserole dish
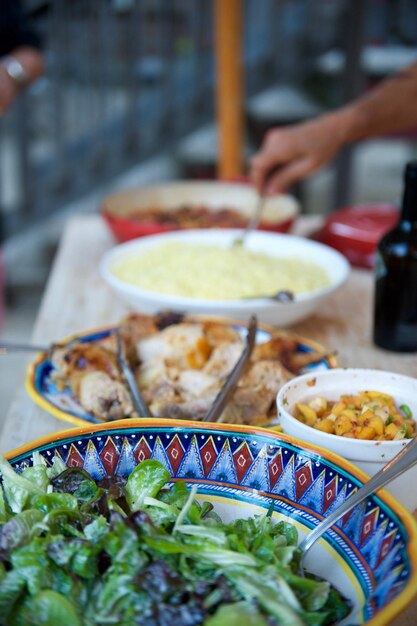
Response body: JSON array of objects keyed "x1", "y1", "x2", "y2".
[{"x1": 101, "y1": 181, "x2": 299, "y2": 242}]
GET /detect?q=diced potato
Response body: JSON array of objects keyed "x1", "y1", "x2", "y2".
[
  {"x1": 340, "y1": 408, "x2": 356, "y2": 420},
  {"x1": 295, "y1": 403, "x2": 317, "y2": 426},
  {"x1": 342, "y1": 395, "x2": 363, "y2": 409},
  {"x1": 356, "y1": 426, "x2": 376, "y2": 440},
  {"x1": 332, "y1": 401, "x2": 347, "y2": 415},
  {"x1": 361, "y1": 390, "x2": 394, "y2": 403},
  {"x1": 367, "y1": 415, "x2": 385, "y2": 436},
  {"x1": 385, "y1": 423, "x2": 400, "y2": 440},
  {"x1": 334, "y1": 414, "x2": 353, "y2": 436},
  {"x1": 315, "y1": 418, "x2": 335, "y2": 434},
  {"x1": 359, "y1": 408, "x2": 375, "y2": 422}
]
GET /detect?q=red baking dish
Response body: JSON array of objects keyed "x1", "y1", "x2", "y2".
[
  {"x1": 313, "y1": 203, "x2": 400, "y2": 268},
  {"x1": 101, "y1": 181, "x2": 299, "y2": 242}
]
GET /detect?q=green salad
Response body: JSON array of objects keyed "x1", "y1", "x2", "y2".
[{"x1": 0, "y1": 455, "x2": 350, "y2": 626}]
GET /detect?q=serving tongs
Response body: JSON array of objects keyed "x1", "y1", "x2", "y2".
[
  {"x1": 203, "y1": 315, "x2": 258, "y2": 423},
  {"x1": 0, "y1": 341, "x2": 49, "y2": 354},
  {"x1": 0, "y1": 339, "x2": 84, "y2": 360},
  {"x1": 114, "y1": 327, "x2": 151, "y2": 418},
  {"x1": 0, "y1": 333, "x2": 151, "y2": 418}
]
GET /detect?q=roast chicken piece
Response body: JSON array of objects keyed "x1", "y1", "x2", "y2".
[
  {"x1": 51, "y1": 341, "x2": 134, "y2": 421},
  {"x1": 79, "y1": 371, "x2": 134, "y2": 421},
  {"x1": 51, "y1": 343, "x2": 120, "y2": 396}
]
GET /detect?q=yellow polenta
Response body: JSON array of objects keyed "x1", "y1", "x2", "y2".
[{"x1": 111, "y1": 242, "x2": 330, "y2": 300}]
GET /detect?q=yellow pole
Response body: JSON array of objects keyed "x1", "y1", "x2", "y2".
[{"x1": 214, "y1": 0, "x2": 244, "y2": 179}]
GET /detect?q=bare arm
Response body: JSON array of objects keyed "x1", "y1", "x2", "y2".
[
  {"x1": 0, "y1": 46, "x2": 44, "y2": 115},
  {"x1": 251, "y1": 62, "x2": 417, "y2": 195}
]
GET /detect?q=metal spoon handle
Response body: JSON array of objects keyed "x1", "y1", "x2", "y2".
[
  {"x1": 299, "y1": 435, "x2": 417, "y2": 555},
  {"x1": 203, "y1": 315, "x2": 257, "y2": 422},
  {"x1": 241, "y1": 290, "x2": 295, "y2": 303},
  {"x1": 234, "y1": 195, "x2": 265, "y2": 246},
  {"x1": 245, "y1": 195, "x2": 265, "y2": 235},
  {"x1": 0, "y1": 341, "x2": 48, "y2": 354}
]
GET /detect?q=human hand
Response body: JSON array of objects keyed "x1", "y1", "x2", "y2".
[
  {"x1": 0, "y1": 64, "x2": 19, "y2": 116},
  {"x1": 0, "y1": 48, "x2": 45, "y2": 117},
  {"x1": 250, "y1": 114, "x2": 347, "y2": 195}
]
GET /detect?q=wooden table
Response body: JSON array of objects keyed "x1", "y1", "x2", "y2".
[{"x1": 1, "y1": 214, "x2": 416, "y2": 624}]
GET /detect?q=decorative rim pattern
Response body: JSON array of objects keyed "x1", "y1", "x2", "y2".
[{"x1": 6, "y1": 419, "x2": 417, "y2": 626}]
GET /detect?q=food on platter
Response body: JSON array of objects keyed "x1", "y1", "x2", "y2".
[
  {"x1": 294, "y1": 390, "x2": 416, "y2": 440},
  {"x1": 0, "y1": 454, "x2": 350, "y2": 625},
  {"x1": 51, "y1": 341, "x2": 135, "y2": 420},
  {"x1": 122, "y1": 203, "x2": 251, "y2": 228},
  {"x1": 100, "y1": 231, "x2": 350, "y2": 327},
  {"x1": 109, "y1": 243, "x2": 331, "y2": 300},
  {"x1": 49, "y1": 312, "x2": 334, "y2": 424},
  {"x1": 101, "y1": 181, "x2": 299, "y2": 242}
]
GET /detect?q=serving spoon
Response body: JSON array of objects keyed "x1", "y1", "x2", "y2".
[
  {"x1": 241, "y1": 289, "x2": 295, "y2": 303},
  {"x1": 298, "y1": 434, "x2": 417, "y2": 574},
  {"x1": 233, "y1": 168, "x2": 286, "y2": 247},
  {"x1": 233, "y1": 193, "x2": 266, "y2": 247}
]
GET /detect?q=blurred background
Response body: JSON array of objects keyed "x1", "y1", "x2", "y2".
[{"x1": 1, "y1": 0, "x2": 417, "y2": 414}]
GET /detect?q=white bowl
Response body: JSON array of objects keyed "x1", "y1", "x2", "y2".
[
  {"x1": 100, "y1": 229, "x2": 350, "y2": 326},
  {"x1": 277, "y1": 368, "x2": 417, "y2": 510}
]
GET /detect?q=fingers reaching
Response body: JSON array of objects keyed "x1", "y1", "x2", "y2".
[
  {"x1": 250, "y1": 129, "x2": 300, "y2": 194},
  {"x1": 262, "y1": 157, "x2": 316, "y2": 195},
  {"x1": 249, "y1": 116, "x2": 345, "y2": 196}
]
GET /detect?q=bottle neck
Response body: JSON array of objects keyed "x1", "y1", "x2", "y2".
[{"x1": 401, "y1": 176, "x2": 417, "y2": 223}]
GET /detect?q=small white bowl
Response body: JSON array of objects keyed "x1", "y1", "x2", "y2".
[
  {"x1": 100, "y1": 228, "x2": 350, "y2": 326},
  {"x1": 277, "y1": 368, "x2": 417, "y2": 510}
]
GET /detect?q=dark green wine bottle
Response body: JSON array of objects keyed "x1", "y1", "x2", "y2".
[{"x1": 373, "y1": 161, "x2": 417, "y2": 352}]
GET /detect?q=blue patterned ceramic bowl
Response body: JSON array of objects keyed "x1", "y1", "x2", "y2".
[{"x1": 6, "y1": 419, "x2": 417, "y2": 625}]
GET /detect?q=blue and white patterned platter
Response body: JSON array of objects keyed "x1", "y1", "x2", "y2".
[{"x1": 26, "y1": 321, "x2": 338, "y2": 427}]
